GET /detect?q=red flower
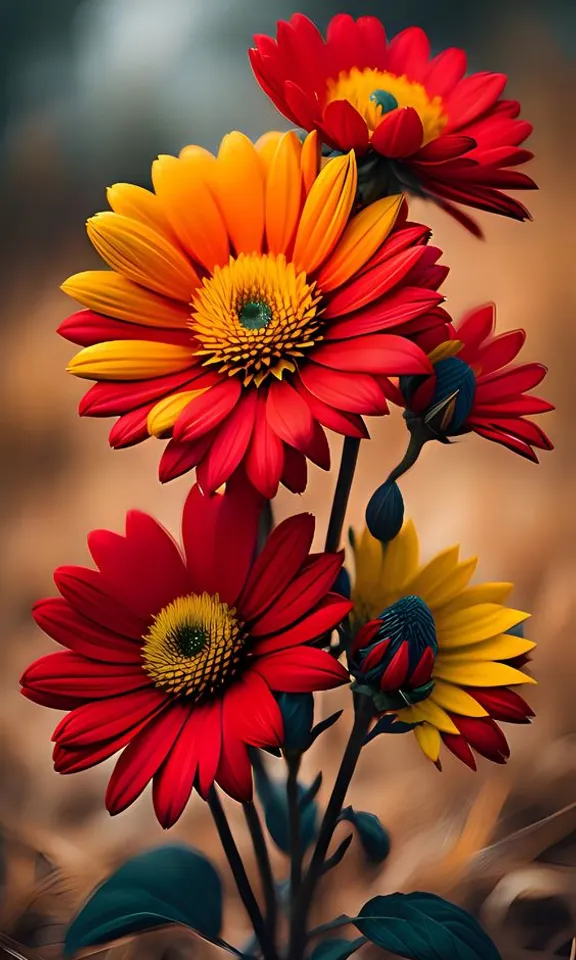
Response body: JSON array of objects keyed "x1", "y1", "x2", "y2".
[
  {"x1": 398, "y1": 303, "x2": 554, "y2": 461},
  {"x1": 60, "y1": 135, "x2": 447, "y2": 498},
  {"x1": 250, "y1": 14, "x2": 536, "y2": 236},
  {"x1": 21, "y1": 480, "x2": 351, "y2": 827}
]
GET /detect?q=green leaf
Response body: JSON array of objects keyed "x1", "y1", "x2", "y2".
[
  {"x1": 65, "y1": 844, "x2": 223, "y2": 957},
  {"x1": 253, "y1": 763, "x2": 317, "y2": 855},
  {"x1": 310, "y1": 937, "x2": 367, "y2": 960},
  {"x1": 340, "y1": 808, "x2": 391, "y2": 863},
  {"x1": 353, "y1": 894, "x2": 501, "y2": 960}
]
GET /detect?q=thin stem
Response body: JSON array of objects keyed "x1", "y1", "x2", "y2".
[
  {"x1": 385, "y1": 424, "x2": 427, "y2": 485},
  {"x1": 243, "y1": 801, "x2": 278, "y2": 945},
  {"x1": 324, "y1": 437, "x2": 361, "y2": 553},
  {"x1": 287, "y1": 754, "x2": 303, "y2": 902},
  {"x1": 208, "y1": 788, "x2": 276, "y2": 960},
  {"x1": 288, "y1": 696, "x2": 373, "y2": 960}
]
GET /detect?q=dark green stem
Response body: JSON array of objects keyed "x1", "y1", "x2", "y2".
[
  {"x1": 325, "y1": 437, "x2": 361, "y2": 552},
  {"x1": 288, "y1": 696, "x2": 373, "y2": 960},
  {"x1": 208, "y1": 788, "x2": 276, "y2": 960},
  {"x1": 385, "y1": 424, "x2": 427, "y2": 485},
  {"x1": 287, "y1": 754, "x2": 303, "y2": 903},
  {"x1": 243, "y1": 802, "x2": 277, "y2": 945}
]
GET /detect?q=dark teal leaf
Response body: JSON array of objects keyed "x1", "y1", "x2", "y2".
[
  {"x1": 310, "y1": 937, "x2": 366, "y2": 960},
  {"x1": 340, "y1": 808, "x2": 391, "y2": 863},
  {"x1": 299, "y1": 772, "x2": 322, "y2": 807},
  {"x1": 310, "y1": 711, "x2": 343, "y2": 744},
  {"x1": 353, "y1": 894, "x2": 501, "y2": 960},
  {"x1": 322, "y1": 834, "x2": 353, "y2": 874},
  {"x1": 253, "y1": 764, "x2": 317, "y2": 855},
  {"x1": 64, "y1": 845, "x2": 222, "y2": 957},
  {"x1": 278, "y1": 693, "x2": 314, "y2": 752},
  {"x1": 364, "y1": 715, "x2": 419, "y2": 745}
]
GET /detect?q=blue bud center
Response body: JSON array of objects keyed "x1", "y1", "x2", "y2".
[
  {"x1": 430, "y1": 357, "x2": 476, "y2": 432},
  {"x1": 370, "y1": 89, "x2": 399, "y2": 114},
  {"x1": 239, "y1": 300, "x2": 272, "y2": 330},
  {"x1": 377, "y1": 595, "x2": 437, "y2": 670}
]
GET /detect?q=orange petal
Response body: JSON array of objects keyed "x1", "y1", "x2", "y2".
[
  {"x1": 265, "y1": 131, "x2": 303, "y2": 256},
  {"x1": 86, "y1": 212, "x2": 200, "y2": 301},
  {"x1": 152, "y1": 154, "x2": 229, "y2": 272},
  {"x1": 107, "y1": 183, "x2": 176, "y2": 240},
  {"x1": 179, "y1": 144, "x2": 216, "y2": 162},
  {"x1": 61, "y1": 271, "x2": 190, "y2": 328},
  {"x1": 317, "y1": 194, "x2": 405, "y2": 292},
  {"x1": 215, "y1": 132, "x2": 265, "y2": 255},
  {"x1": 67, "y1": 340, "x2": 197, "y2": 381},
  {"x1": 301, "y1": 130, "x2": 320, "y2": 195},
  {"x1": 254, "y1": 132, "x2": 285, "y2": 174},
  {"x1": 292, "y1": 152, "x2": 357, "y2": 275}
]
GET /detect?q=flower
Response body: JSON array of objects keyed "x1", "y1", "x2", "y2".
[
  {"x1": 250, "y1": 14, "x2": 536, "y2": 236},
  {"x1": 349, "y1": 522, "x2": 535, "y2": 770},
  {"x1": 20, "y1": 479, "x2": 352, "y2": 827},
  {"x1": 397, "y1": 303, "x2": 554, "y2": 462},
  {"x1": 60, "y1": 132, "x2": 447, "y2": 498}
]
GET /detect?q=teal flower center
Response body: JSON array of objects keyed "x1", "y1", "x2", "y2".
[
  {"x1": 174, "y1": 624, "x2": 208, "y2": 657},
  {"x1": 370, "y1": 89, "x2": 399, "y2": 114},
  {"x1": 239, "y1": 300, "x2": 273, "y2": 330}
]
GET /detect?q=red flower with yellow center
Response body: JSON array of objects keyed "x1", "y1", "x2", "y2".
[
  {"x1": 20, "y1": 480, "x2": 352, "y2": 828},
  {"x1": 250, "y1": 14, "x2": 536, "y2": 236},
  {"x1": 60, "y1": 131, "x2": 447, "y2": 497}
]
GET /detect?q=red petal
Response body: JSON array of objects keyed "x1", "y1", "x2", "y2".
[
  {"x1": 106, "y1": 703, "x2": 191, "y2": 816},
  {"x1": 416, "y1": 136, "x2": 475, "y2": 163},
  {"x1": 159, "y1": 431, "x2": 215, "y2": 482},
  {"x1": 196, "y1": 391, "x2": 257, "y2": 494},
  {"x1": 80, "y1": 370, "x2": 201, "y2": 416},
  {"x1": 323, "y1": 246, "x2": 429, "y2": 318},
  {"x1": 54, "y1": 566, "x2": 146, "y2": 637},
  {"x1": 470, "y1": 416, "x2": 552, "y2": 451},
  {"x1": 313, "y1": 334, "x2": 431, "y2": 376},
  {"x1": 174, "y1": 378, "x2": 242, "y2": 442},
  {"x1": 441, "y1": 732, "x2": 477, "y2": 770},
  {"x1": 350, "y1": 619, "x2": 381, "y2": 656},
  {"x1": 472, "y1": 424, "x2": 540, "y2": 462},
  {"x1": 325, "y1": 13, "x2": 363, "y2": 73},
  {"x1": 252, "y1": 552, "x2": 344, "y2": 635},
  {"x1": 445, "y1": 72, "x2": 508, "y2": 131},
  {"x1": 467, "y1": 686, "x2": 534, "y2": 723},
  {"x1": 319, "y1": 100, "x2": 370, "y2": 153},
  {"x1": 302, "y1": 421, "x2": 331, "y2": 470},
  {"x1": 222, "y1": 671, "x2": 283, "y2": 747},
  {"x1": 379, "y1": 641, "x2": 409, "y2": 691},
  {"x1": 300, "y1": 363, "x2": 389, "y2": 415},
  {"x1": 474, "y1": 328, "x2": 526, "y2": 374},
  {"x1": 21, "y1": 651, "x2": 149, "y2": 699},
  {"x1": 456, "y1": 303, "x2": 496, "y2": 352},
  {"x1": 245, "y1": 392, "x2": 284, "y2": 498},
  {"x1": 323, "y1": 288, "x2": 444, "y2": 339},
  {"x1": 371, "y1": 107, "x2": 424, "y2": 158},
  {"x1": 294, "y1": 380, "x2": 369, "y2": 438},
  {"x1": 22, "y1": 688, "x2": 91, "y2": 711},
  {"x1": 254, "y1": 594, "x2": 353, "y2": 651},
  {"x1": 60, "y1": 311, "x2": 192, "y2": 348},
  {"x1": 88, "y1": 512, "x2": 190, "y2": 621},
  {"x1": 255, "y1": 645, "x2": 348, "y2": 692},
  {"x1": 282, "y1": 445, "x2": 308, "y2": 493},
  {"x1": 452, "y1": 715, "x2": 510, "y2": 763},
  {"x1": 356, "y1": 16, "x2": 387, "y2": 70},
  {"x1": 385, "y1": 26, "x2": 430, "y2": 79},
  {"x1": 362, "y1": 639, "x2": 391, "y2": 672},
  {"x1": 284, "y1": 81, "x2": 322, "y2": 129},
  {"x1": 216, "y1": 734, "x2": 253, "y2": 802},
  {"x1": 266, "y1": 379, "x2": 315, "y2": 452},
  {"x1": 473, "y1": 395, "x2": 554, "y2": 417},
  {"x1": 53, "y1": 688, "x2": 166, "y2": 747},
  {"x1": 475, "y1": 362, "x2": 547, "y2": 400},
  {"x1": 182, "y1": 478, "x2": 262, "y2": 607},
  {"x1": 239, "y1": 513, "x2": 315, "y2": 621},
  {"x1": 409, "y1": 646, "x2": 435, "y2": 687},
  {"x1": 424, "y1": 47, "x2": 467, "y2": 97},
  {"x1": 109, "y1": 406, "x2": 154, "y2": 448},
  {"x1": 32, "y1": 597, "x2": 141, "y2": 662}
]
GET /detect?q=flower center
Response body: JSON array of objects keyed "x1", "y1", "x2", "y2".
[
  {"x1": 141, "y1": 592, "x2": 246, "y2": 701},
  {"x1": 377, "y1": 595, "x2": 438, "y2": 667},
  {"x1": 326, "y1": 67, "x2": 448, "y2": 145},
  {"x1": 190, "y1": 253, "x2": 323, "y2": 387}
]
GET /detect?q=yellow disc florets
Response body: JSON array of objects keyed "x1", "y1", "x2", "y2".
[
  {"x1": 190, "y1": 252, "x2": 323, "y2": 386},
  {"x1": 326, "y1": 67, "x2": 448, "y2": 144},
  {"x1": 141, "y1": 592, "x2": 246, "y2": 701}
]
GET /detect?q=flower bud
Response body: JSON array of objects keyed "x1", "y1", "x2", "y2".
[
  {"x1": 349, "y1": 595, "x2": 438, "y2": 711},
  {"x1": 365, "y1": 481, "x2": 404, "y2": 544},
  {"x1": 277, "y1": 692, "x2": 314, "y2": 753},
  {"x1": 402, "y1": 356, "x2": 476, "y2": 439}
]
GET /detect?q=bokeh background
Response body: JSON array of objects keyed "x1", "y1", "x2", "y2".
[{"x1": 1, "y1": 0, "x2": 575, "y2": 958}]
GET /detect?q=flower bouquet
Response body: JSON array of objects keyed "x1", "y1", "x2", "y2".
[{"x1": 20, "y1": 13, "x2": 553, "y2": 960}]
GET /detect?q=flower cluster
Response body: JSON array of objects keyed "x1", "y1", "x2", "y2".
[{"x1": 18, "y1": 13, "x2": 554, "y2": 960}]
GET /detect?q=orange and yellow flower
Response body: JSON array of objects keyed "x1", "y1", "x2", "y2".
[{"x1": 60, "y1": 131, "x2": 450, "y2": 496}]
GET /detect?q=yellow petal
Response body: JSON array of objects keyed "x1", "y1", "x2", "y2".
[
  {"x1": 67, "y1": 340, "x2": 196, "y2": 381},
  {"x1": 438, "y1": 633, "x2": 536, "y2": 662},
  {"x1": 437, "y1": 603, "x2": 530, "y2": 647},
  {"x1": 430, "y1": 680, "x2": 488, "y2": 718},
  {"x1": 380, "y1": 519, "x2": 420, "y2": 595},
  {"x1": 404, "y1": 545, "x2": 460, "y2": 605},
  {"x1": 152, "y1": 154, "x2": 229, "y2": 272},
  {"x1": 265, "y1": 131, "x2": 303, "y2": 256},
  {"x1": 215, "y1": 132, "x2": 265, "y2": 255},
  {"x1": 317, "y1": 194, "x2": 404, "y2": 292},
  {"x1": 86, "y1": 212, "x2": 200, "y2": 301},
  {"x1": 428, "y1": 340, "x2": 464, "y2": 364},
  {"x1": 107, "y1": 183, "x2": 175, "y2": 239},
  {"x1": 61, "y1": 271, "x2": 190, "y2": 328},
  {"x1": 147, "y1": 389, "x2": 207, "y2": 437},
  {"x1": 254, "y1": 132, "x2": 285, "y2": 173},
  {"x1": 433, "y1": 659, "x2": 536, "y2": 687},
  {"x1": 300, "y1": 130, "x2": 320, "y2": 195},
  {"x1": 441, "y1": 582, "x2": 514, "y2": 615},
  {"x1": 414, "y1": 723, "x2": 441, "y2": 762},
  {"x1": 425, "y1": 558, "x2": 478, "y2": 611},
  {"x1": 293, "y1": 152, "x2": 357, "y2": 275},
  {"x1": 401, "y1": 700, "x2": 460, "y2": 735}
]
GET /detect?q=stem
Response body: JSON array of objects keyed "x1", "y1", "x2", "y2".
[
  {"x1": 288, "y1": 696, "x2": 373, "y2": 960},
  {"x1": 324, "y1": 437, "x2": 361, "y2": 552},
  {"x1": 287, "y1": 754, "x2": 303, "y2": 902},
  {"x1": 385, "y1": 425, "x2": 427, "y2": 485},
  {"x1": 243, "y1": 802, "x2": 277, "y2": 945},
  {"x1": 208, "y1": 788, "x2": 276, "y2": 960}
]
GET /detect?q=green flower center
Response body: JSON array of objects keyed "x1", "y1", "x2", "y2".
[
  {"x1": 174, "y1": 624, "x2": 208, "y2": 657},
  {"x1": 239, "y1": 300, "x2": 273, "y2": 330}
]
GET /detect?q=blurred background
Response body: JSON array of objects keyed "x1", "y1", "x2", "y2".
[{"x1": 1, "y1": 0, "x2": 575, "y2": 958}]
